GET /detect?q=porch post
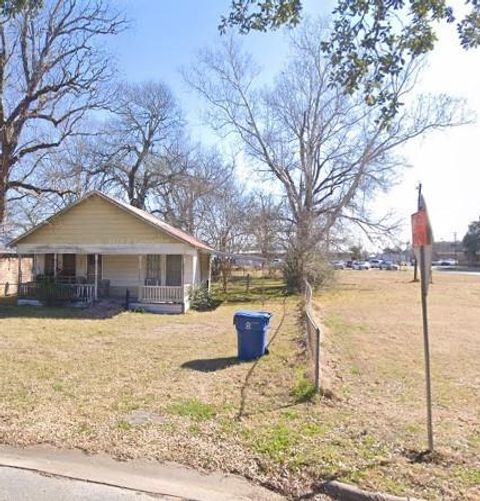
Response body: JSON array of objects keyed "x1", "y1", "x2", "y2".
[
  {"x1": 94, "y1": 253, "x2": 98, "y2": 301},
  {"x1": 17, "y1": 254, "x2": 22, "y2": 293},
  {"x1": 138, "y1": 255, "x2": 143, "y2": 301},
  {"x1": 208, "y1": 254, "x2": 212, "y2": 292},
  {"x1": 53, "y1": 253, "x2": 57, "y2": 279},
  {"x1": 160, "y1": 255, "x2": 166, "y2": 286}
]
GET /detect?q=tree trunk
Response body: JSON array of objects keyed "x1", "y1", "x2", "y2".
[
  {"x1": 0, "y1": 144, "x2": 12, "y2": 225},
  {"x1": 284, "y1": 211, "x2": 315, "y2": 292},
  {"x1": 0, "y1": 175, "x2": 6, "y2": 227}
]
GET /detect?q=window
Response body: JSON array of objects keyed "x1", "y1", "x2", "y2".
[{"x1": 146, "y1": 255, "x2": 161, "y2": 285}]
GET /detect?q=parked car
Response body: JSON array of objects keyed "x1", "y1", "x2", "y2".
[
  {"x1": 332, "y1": 260, "x2": 346, "y2": 269},
  {"x1": 438, "y1": 259, "x2": 457, "y2": 266},
  {"x1": 345, "y1": 260, "x2": 354, "y2": 268},
  {"x1": 368, "y1": 259, "x2": 383, "y2": 268},
  {"x1": 353, "y1": 260, "x2": 371, "y2": 270},
  {"x1": 380, "y1": 260, "x2": 399, "y2": 270}
]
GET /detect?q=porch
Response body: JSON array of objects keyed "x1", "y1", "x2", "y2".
[{"x1": 16, "y1": 251, "x2": 211, "y2": 312}]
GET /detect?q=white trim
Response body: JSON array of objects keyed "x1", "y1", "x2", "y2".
[
  {"x1": 160, "y1": 255, "x2": 166, "y2": 286},
  {"x1": 16, "y1": 243, "x2": 198, "y2": 255},
  {"x1": 94, "y1": 254, "x2": 98, "y2": 301}
]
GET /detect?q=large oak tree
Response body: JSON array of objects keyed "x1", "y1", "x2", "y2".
[
  {"x1": 187, "y1": 24, "x2": 468, "y2": 289},
  {"x1": 0, "y1": 0, "x2": 124, "y2": 228}
]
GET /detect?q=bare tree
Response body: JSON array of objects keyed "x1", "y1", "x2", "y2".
[
  {"x1": 186, "y1": 24, "x2": 469, "y2": 290},
  {"x1": 246, "y1": 192, "x2": 284, "y2": 273},
  {"x1": 0, "y1": 0, "x2": 125, "y2": 226},
  {"x1": 94, "y1": 80, "x2": 185, "y2": 209},
  {"x1": 200, "y1": 177, "x2": 250, "y2": 293},
  {"x1": 152, "y1": 146, "x2": 233, "y2": 236}
]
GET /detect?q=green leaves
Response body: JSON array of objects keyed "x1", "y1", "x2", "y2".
[
  {"x1": 221, "y1": 0, "x2": 480, "y2": 121},
  {"x1": 219, "y1": 0, "x2": 302, "y2": 34}
]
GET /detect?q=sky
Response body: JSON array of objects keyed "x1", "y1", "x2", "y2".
[{"x1": 111, "y1": 0, "x2": 480, "y2": 247}]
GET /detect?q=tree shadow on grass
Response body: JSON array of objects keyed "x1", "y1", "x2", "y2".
[
  {"x1": 181, "y1": 356, "x2": 241, "y2": 372},
  {"x1": 235, "y1": 295, "x2": 288, "y2": 420}
]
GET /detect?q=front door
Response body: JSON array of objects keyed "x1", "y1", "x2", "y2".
[{"x1": 166, "y1": 255, "x2": 182, "y2": 286}]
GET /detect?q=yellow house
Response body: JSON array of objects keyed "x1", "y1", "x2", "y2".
[{"x1": 11, "y1": 191, "x2": 213, "y2": 313}]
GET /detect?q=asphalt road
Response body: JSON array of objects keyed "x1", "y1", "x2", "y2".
[
  {"x1": 0, "y1": 445, "x2": 282, "y2": 501},
  {"x1": 0, "y1": 466, "x2": 164, "y2": 501}
]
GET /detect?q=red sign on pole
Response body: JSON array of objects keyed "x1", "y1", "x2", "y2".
[{"x1": 411, "y1": 209, "x2": 429, "y2": 248}]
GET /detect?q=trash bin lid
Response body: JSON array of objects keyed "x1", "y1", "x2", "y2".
[{"x1": 234, "y1": 310, "x2": 272, "y2": 325}]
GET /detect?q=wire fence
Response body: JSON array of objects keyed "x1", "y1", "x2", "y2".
[{"x1": 304, "y1": 279, "x2": 321, "y2": 393}]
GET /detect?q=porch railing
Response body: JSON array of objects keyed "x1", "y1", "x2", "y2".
[
  {"x1": 18, "y1": 281, "x2": 95, "y2": 303},
  {"x1": 138, "y1": 285, "x2": 191, "y2": 304}
]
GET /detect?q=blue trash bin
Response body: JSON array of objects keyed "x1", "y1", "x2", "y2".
[{"x1": 233, "y1": 310, "x2": 272, "y2": 361}]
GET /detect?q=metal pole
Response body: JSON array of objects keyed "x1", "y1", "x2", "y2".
[
  {"x1": 419, "y1": 245, "x2": 434, "y2": 451},
  {"x1": 418, "y1": 183, "x2": 434, "y2": 451}
]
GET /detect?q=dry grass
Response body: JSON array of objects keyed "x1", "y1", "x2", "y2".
[
  {"x1": 0, "y1": 270, "x2": 478, "y2": 500},
  {"x1": 315, "y1": 269, "x2": 480, "y2": 500},
  {"x1": 0, "y1": 291, "x2": 310, "y2": 495}
]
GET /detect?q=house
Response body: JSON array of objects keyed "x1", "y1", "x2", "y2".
[
  {"x1": 10, "y1": 191, "x2": 213, "y2": 313},
  {"x1": 0, "y1": 248, "x2": 32, "y2": 297}
]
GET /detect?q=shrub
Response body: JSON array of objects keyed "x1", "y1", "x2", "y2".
[
  {"x1": 304, "y1": 254, "x2": 334, "y2": 290},
  {"x1": 291, "y1": 368, "x2": 317, "y2": 403},
  {"x1": 189, "y1": 284, "x2": 221, "y2": 311},
  {"x1": 283, "y1": 250, "x2": 334, "y2": 292}
]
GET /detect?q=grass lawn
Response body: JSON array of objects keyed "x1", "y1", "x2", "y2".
[
  {"x1": 0, "y1": 271, "x2": 478, "y2": 499},
  {"x1": 316, "y1": 269, "x2": 480, "y2": 500},
  {"x1": 0, "y1": 283, "x2": 311, "y2": 496}
]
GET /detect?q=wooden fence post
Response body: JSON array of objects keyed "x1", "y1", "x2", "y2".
[{"x1": 315, "y1": 327, "x2": 321, "y2": 392}]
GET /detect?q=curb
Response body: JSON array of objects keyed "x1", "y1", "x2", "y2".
[
  {"x1": 0, "y1": 445, "x2": 283, "y2": 501},
  {"x1": 322, "y1": 480, "x2": 423, "y2": 501}
]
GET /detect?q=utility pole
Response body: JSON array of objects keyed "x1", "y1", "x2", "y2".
[{"x1": 453, "y1": 232, "x2": 458, "y2": 264}]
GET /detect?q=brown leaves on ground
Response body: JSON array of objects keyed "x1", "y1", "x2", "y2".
[{"x1": 0, "y1": 270, "x2": 478, "y2": 500}]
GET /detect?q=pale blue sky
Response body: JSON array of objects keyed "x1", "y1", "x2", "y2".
[{"x1": 110, "y1": 0, "x2": 480, "y2": 245}]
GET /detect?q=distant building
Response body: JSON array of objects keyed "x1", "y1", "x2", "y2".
[{"x1": 433, "y1": 240, "x2": 466, "y2": 264}]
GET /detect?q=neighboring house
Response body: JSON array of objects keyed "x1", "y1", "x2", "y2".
[
  {"x1": 0, "y1": 248, "x2": 32, "y2": 297},
  {"x1": 10, "y1": 191, "x2": 213, "y2": 313}
]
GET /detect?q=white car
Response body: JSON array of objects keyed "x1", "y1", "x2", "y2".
[{"x1": 353, "y1": 261, "x2": 371, "y2": 270}]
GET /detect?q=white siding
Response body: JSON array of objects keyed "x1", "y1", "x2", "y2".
[
  {"x1": 76, "y1": 254, "x2": 87, "y2": 279},
  {"x1": 194, "y1": 251, "x2": 202, "y2": 285},
  {"x1": 103, "y1": 255, "x2": 140, "y2": 288},
  {"x1": 184, "y1": 255, "x2": 193, "y2": 285}
]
